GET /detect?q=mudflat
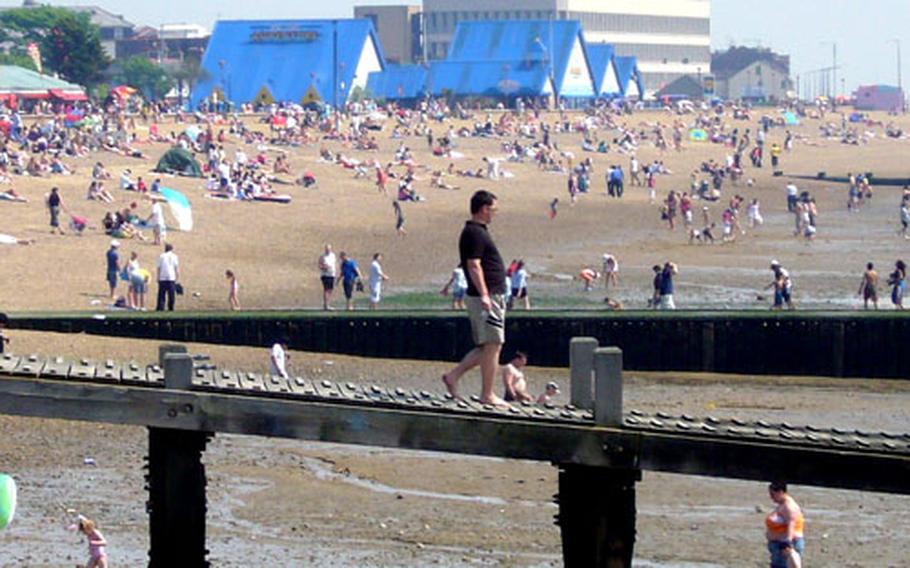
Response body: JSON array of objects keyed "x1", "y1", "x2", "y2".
[{"x1": 0, "y1": 331, "x2": 908, "y2": 566}]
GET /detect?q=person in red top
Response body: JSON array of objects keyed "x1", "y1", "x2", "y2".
[{"x1": 375, "y1": 164, "x2": 389, "y2": 195}]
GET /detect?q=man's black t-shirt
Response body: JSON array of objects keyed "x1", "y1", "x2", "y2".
[
  {"x1": 459, "y1": 220, "x2": 506, "y2": 296},
  {"x1": 47, "y1": 192, "x2": 60, "y2": 208}
]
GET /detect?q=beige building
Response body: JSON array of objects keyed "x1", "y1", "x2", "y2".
[
  {"x1": 354, "y1": 5, "x2": 423, "y2": 64},
  {"x1": 711, "y1": 46, "x2": 793, "y2": 101},
  {"x1": 421, "y1": 0, "x2": 711, "y2": 95}
]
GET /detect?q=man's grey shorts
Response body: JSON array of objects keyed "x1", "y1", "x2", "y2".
[{"x1": 466, "y1": 294, "x2": 506, "y2": 345}]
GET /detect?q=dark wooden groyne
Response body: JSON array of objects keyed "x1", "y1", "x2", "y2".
[{"x1": 10, "y1": 310, "x2": 910, "y2": 378}]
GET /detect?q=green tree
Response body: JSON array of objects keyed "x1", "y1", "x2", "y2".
[
  {"x1": 115, "y1": 57, "x2": 174, "y2": 100},
  {"x1": 0, "y1": 7, "x2": 109, "y2": 87},
  {"x1": 0, "y1": 6, "x2": 68, "y2": 43},
  {"x1": 41, "y1": 12, "x2": 110, "y2": 87}
]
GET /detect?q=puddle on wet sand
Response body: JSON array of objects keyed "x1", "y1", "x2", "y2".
[{"x1": 297, "y1": 455, "x2": 547, "y2": 507}]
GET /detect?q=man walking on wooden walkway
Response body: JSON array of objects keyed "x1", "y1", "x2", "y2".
[{"x1": 442, "y1": 190, "x2": 510, "y2": 408}]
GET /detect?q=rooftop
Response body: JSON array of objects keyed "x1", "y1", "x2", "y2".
[{"x1": 711, "y1": 46, "x2": 789, "y2": 80}]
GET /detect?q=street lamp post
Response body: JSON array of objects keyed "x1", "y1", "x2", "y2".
[
  {"x1": 333, "y1": 21, "x2": 338, "y2": 130},
  {"x1": 534, "y1": 37, "x2": 554, "y2": 108},
  {"x1": 820, "y1": 41, "x2": 837, "y2": 100},
  {"x1": 888, "y1": 39, "x2": 903, "y2": 112},
  {"x1": 832, "y1": 43, "x2": 837, "y2": 99}
]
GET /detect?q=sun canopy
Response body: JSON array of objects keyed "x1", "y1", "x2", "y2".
[
  {"x1": 0, "y1": 65, "x2": 87, "y2": 100},
  {"x1": 49, "y1": 89, "x2": 88, "y2": 102}
]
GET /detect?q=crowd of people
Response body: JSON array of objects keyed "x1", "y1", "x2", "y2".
[{"x1": 4, "y1": 89, "x2": 910, "y2": 318}]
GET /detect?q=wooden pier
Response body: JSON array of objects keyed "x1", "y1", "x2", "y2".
[{"x1": 0, "y1": 340, "x2": 908, "y2": 566}]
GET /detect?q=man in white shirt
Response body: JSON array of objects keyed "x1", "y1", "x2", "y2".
[
  {"x1": 156, "y1": 243, "x2": 180, "y2": 311},
  {"x1": 368, "y1": 252, "x2": 390, "y2": 309},
  {"x1": 318, "y1": 244, "x2": 337, "y2": 310},
  {"x1": 785, "y1": 183, "x2": 799, "y2": 212},
  {"x1": 630, "y1": 156, "x2": 641, "y2": 186},
  {"x1": 269, "y1": 339, "x2": 289, "y2": 378}
]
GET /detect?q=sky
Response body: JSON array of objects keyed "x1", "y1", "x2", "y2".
[{"x1": 4, "y1": 0, "x2": 908, "y2": 94}]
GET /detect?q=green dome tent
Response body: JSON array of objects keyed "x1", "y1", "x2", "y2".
[{"x1": 154, "y1": 147, "x2": 203, "y2": 177}]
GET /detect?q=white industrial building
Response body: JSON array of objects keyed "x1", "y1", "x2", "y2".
[{"x1": 421, "y1": 0, "x2": 710, "y2": 96}]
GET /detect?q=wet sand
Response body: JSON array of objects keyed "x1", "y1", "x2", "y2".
[{"x1": 0, "y1": 331, "x2": 908, "y2": 566}]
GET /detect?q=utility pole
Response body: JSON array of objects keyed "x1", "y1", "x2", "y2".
[
  {"x1": 833, "y1": 43, "x2": 837, "y2": 99},
  {"x1": 889, "y1": 39, "x2": 903, "y2": 111},
  {"x1": 820, "y1": 41, "x2": 837, "y2": 99},
  {"x1": 333, "y1": 20, "x2": 340, "y2": 133}
]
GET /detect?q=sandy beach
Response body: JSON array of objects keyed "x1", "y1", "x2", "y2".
[{"x1": 1, "y1": 109, "x2": 910, "y2": 312}]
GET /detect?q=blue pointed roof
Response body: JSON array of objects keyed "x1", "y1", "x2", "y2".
[
  {"x1": 447, "y1": 20, "x2": 593, "y2": 97},
  {"x1": 366, "y1": 65, "x2": 428, "y2": 100},
  {"x1": 614, "y1": 56, "x2": 644, "y2": 98},
  {"x1": 586, "y1": 43, "x2": 619, "y2": 95},
  {"x1": 427, "y1": 60, "x2": 551, "y2": 98},
  {"x1": 190, "y1": 19, "x2": 385, "y2": 108}
]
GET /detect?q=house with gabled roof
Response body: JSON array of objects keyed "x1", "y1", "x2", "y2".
[{"x1": 711, "y1": 46, "x2": 792, "y2": 101}]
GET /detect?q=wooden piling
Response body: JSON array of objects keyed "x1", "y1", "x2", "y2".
[
  {"x1": 594, "y1": 347, "x2": 623, "y2": 427},
  {"x1": 570, "y1": 337, "x2": 598, "y2": 410},
  {"x1": 557, "y1": 464, "x2": 641, "y2": 568},
  {"x1": 147, "y1": 349, "x2": 211, "y2": 567}
]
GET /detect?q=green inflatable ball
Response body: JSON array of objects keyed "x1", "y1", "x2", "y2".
[{"x1": 0, "y1": 474, "x2": 17, "y2": 530}]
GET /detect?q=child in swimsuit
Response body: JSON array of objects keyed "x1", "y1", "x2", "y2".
[{"x1": 78, "y1": 516, "x2": 108, "y2": 568}]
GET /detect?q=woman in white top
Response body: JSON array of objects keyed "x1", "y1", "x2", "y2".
[
  {"x1": 127, "y1": 251, "x2": 147, "y2": 310},
  {"x1": 441, "y1": 266, "x2": 468, "y2": 310},
  {"x1": 748, "y1": 198, "x2": 764, "y2": 227},
  {"x1": 510, "y1": 260, "x2": 530, "y2": 310},
  {"x1": 602, "y1": 254, "x2": 619, "y2": 289},
  {"x1": 148, "y1": 200, "x2": 166, "y2": 245},
  {"x1": 368, "y1": 253, "x2": 390, "y2": 310}
]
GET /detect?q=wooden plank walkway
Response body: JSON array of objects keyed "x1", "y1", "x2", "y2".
[{"x1": 0, "y1": 352, "x2": 908, "y2": 495}]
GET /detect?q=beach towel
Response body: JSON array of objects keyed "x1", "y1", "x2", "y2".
[{"x1": 689, "y1": 128, "x2": 708, "y2": 142}]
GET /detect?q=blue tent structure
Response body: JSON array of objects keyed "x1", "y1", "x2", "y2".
[
  {"x1": 365, "y1": 65, "x2": 428, "y2": 101},
  {"x1": 442, "y1": 20, "x2": 595, "y2": 99},
  {"x1": 426, "y1": 60, "x2": 553, "y2": 98},
  {"x1": 586, "y1": 43, "x2": 621, "y2": 97},
  {"x1": 614, "y1": 56, "x2": 644, "y2": 99},
  {"x1": 190, "y1": 19, "x2": 385, "y2": 109}
]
